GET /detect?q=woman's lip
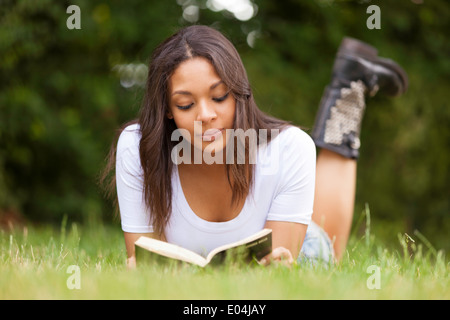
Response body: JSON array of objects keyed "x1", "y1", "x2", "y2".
[
  {"x1": 200, "y1": 128, "x2": 224, "y2": 141},
  {"x1": 203, "y1": 128, "x2": 223, "y2": 136}
]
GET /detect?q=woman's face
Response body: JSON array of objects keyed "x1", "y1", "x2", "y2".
[{"x1": 168, "y1": 57, "x2": 236, "y2": 154}]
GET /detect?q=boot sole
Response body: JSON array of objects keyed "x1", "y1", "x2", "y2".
[{"x1": 338, "y1": 37, "x2": 409, "y2": 95}]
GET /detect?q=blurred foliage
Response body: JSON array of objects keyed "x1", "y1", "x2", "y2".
[{"x1": 0, "y1": 0, "x2": 448, "y2": 249}]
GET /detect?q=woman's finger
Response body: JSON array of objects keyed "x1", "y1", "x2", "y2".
[{"x1": 259, "y1": 247, "x2": 294, "y2": 266}]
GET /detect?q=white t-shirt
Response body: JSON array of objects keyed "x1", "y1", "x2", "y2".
[{"x1": 116, "y1": 123, "x2": 316, "y2": 257}]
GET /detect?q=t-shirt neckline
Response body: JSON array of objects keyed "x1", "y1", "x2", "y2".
[{"x1": 173, "y1": 164, "x2": 252, "y2": 233}]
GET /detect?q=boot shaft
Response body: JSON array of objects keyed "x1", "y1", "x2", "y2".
[{"x1": 312, "y1": 82, "x2": 366, "y2": 159}]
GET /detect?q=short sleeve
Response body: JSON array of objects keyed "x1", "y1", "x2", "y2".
[
  {"x1": 115, "y1": 124, "x2": 154, "y2": 233},
  {"x1": 266, "y1": 126, "x2": 316, "y2": 225}
]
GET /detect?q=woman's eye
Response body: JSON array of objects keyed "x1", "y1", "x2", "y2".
[
  {"x1": 213, "y1": 92, "x2": 229, "y2": 103},
  {"x1": 176, "y1": 103, "x2": 193, "y2": 110}
]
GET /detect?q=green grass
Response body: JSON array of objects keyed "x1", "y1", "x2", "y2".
[{"x1": 0, "y1": 215, "x2": 448, "y2": 300}]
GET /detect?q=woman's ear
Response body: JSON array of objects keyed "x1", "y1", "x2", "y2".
[{"x1": 167, "y1": 111, "x2": 173, "y2": 119}]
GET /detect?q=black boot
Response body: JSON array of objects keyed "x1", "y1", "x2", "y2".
[{"x1": 311, "y1": 37, "x2": 408, "y2": 159}]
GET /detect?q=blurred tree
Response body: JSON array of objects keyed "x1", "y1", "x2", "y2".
[{"x1": 0, "y1": 0, "x2": 182, "y2": 223}]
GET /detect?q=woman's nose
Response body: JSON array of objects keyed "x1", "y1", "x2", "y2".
[{"x1": 196, "y1": 100, "x2": 217, "y2": 123}]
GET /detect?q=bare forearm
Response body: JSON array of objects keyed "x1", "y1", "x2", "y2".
[
  {"x1": 262, "y1": 221, "x2": 307, "y2": 265},
  {"x1": 123, "y1": 232, "x2": 158, "y2": 268}
]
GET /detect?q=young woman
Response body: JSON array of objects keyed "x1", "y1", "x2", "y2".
[{"x1": 102, "y1": 25, "x2": 408, "y2": 268}]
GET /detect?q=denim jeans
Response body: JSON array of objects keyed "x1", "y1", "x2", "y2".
[{"x1": 298, "y1": 221, "x2": 335, "y2": 264}]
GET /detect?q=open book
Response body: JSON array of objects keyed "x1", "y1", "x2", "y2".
[{"x1": 135, "y1": 229, "x2": 272, "y2": 267}]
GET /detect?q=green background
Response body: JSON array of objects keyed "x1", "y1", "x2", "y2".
[{"x1": 1, "y1": 0, "x2": 448, "y2": 250}]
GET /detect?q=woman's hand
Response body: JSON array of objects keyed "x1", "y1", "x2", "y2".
[
  {"x1": 261, "y1": 221, "x2": 307, "y2": 267},
  {"x1": 126, "y1": 255, "x2": 137, "y2": 269},
  {"x1": 259, "y1": 246, "x2": 294, "y2": 267}
]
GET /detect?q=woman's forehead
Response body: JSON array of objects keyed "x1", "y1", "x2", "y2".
[{"x1": 170, "y1": 57, "x2": 224, "y2": 92}]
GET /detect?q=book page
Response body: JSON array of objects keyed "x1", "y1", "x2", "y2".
[
  {"x1": 205, "y1": 229, "x2": 272, "y2": 263},
  {"x1": 135, "y1": 237, "x2": 208, "y2": 267}
]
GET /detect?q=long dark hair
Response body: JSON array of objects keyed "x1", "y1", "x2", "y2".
[{"x1": 101, "y1": 25, "x2": 290, "y2": 236}]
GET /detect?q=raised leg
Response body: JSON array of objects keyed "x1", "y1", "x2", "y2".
[
  {"x1": 310, "y1": 37, "x2": 408, "y2": 261},
  {"x1": 312, "y1": 149, "x2": 356, "y2": 260}
]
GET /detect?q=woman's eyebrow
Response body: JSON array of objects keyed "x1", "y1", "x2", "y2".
[
  {"x1": 171, "y1": 80, "x2": 224, "y2": 96},
  {"x1": 210, "y1": 80, "x2": 224, "y2": 90},
  {"x1": 171, "y1": 90, "x2": 191, "y2": 96}
]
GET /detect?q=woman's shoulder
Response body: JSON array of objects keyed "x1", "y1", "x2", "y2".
[
  {"x1": 276, "y1": 125, "x2": 316, "y2": 152},
  {"x1": 117, "y1": 123, "x2": 141, "y2": 155},
  {"x1": 256, "y1": 125, "x2": 315, "y2": 176}
]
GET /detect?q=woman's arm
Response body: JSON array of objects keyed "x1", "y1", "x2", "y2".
[
  {"x1": 261, "y1": 221, "x2": 307, "y2": 266},
  {"x1": 124, "y1": 232, "x2": 160, "y2": 269},
  {"x1": 116, "y1": 127, "x2": 158, "y2": 269},
  {"x1": 260, "y1": 128, "x2": 315, "y2": 266}
]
